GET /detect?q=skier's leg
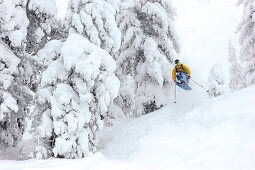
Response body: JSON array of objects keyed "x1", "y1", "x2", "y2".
[
  {"x1": 176, "y1": 73, "x2": 182, "y2": 83},
  {"x1": 178, "y1": 72, "x2": 184, "y2": 83},
  {"x1": 181, "y1": 72, "x2": 189, "y2": 83}
]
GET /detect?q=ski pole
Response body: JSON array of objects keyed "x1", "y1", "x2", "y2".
[
  {"x1": 174, "y1": 82, "x2": 176, "y2": 103},
  {"x1": 190, "y1": 79, "x2": 209, "y2": 92}
]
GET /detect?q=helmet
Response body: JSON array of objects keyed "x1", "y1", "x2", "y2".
[{"x1": 175, "y1": 59, "x2": 180, "y2": 64}]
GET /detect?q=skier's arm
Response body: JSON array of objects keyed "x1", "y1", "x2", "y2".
[
  {"x1": 183, "y1": 65, "x2": 191, "y2": 76},
  {"x1": 172, "y1": 68, "x2": 176, "y2": 81}
]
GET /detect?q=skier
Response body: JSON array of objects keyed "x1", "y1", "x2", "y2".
[{"x1": 172, "y1": 59, "x2": 191, "y2": 83}]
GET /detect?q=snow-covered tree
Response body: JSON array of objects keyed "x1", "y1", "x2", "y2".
[
  {"x1": 0, "y1": 0, "x2": 61, "y2": 89},
  {"x1": 63, "y1": 0, "x2": 122, "y2": 122},
  {"x1": 208, "y1": 64, "x2": 227, "y2": 98},
  {"x1": 228, "y1": 40, "x2": 246, "y2": 92},
  {"x1": 116, "y1": 0, "x2": 180, "y2": 116},
  {"x1": 64, "y1": 0, "x2": 121, "y2": 56},
  {"x1": 135, "y1": 37, "x2": 174, "y2": 115},
  {"x1": 237, "y1": 0, "x2": 255, "y2": 86},
  {"x1": 26, "y1": 39, "x2": 64, "y2": 159},
  {"x1": 0, "y1": 43, "x2": 24, "y2": 148},
  {"x1": 26, "y1": 0, "x2": 63, "y2": 54},
  {"x1": 34, "y1": 34, "x2": 119, "y2": 159},
  {"x1": 0, "y1": 0, "x2": 31, "y2": 148},
  {"x1": 26, "y1": 0, "x2": 121, "y2": 158},
  {"x1": 112, "y1": 75, "x2": 135, "y2": 117},
  {"x1": 23, "y1": 0, "x2": 68, "y2": 94},
  {"x1": 0, "y1": 0, "x2": 62, "y2": 149},
  {"x1": 0, "y1": 0, "x2": 61, "y2": 55},
  {"x1": 0, "y1": 0, "x2": 29, "y2": 51}
]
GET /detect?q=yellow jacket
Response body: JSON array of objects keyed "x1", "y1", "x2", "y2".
[{"x1": 172, "y1": 64, "x2": 191, "y2": 81}]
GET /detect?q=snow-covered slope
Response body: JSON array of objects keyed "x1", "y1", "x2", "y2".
[
  {"x1": 0, "y1": 85, "x2": 255, "y2": 170},
  {"x1": 100, "y1": 85, "x2": 255, "y2": 170}
]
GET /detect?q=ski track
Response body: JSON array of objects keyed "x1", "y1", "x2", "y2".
[{"x1": 0, "y1": 85, "x2": 255, "y2": 170}]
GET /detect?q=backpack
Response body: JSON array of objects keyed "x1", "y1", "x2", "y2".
[{"x1": 175, "y1": 64, "x2": 184, "y2": 72}]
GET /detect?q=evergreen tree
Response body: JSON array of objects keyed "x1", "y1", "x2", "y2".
[
  {"x1": 30, "y1": 0, "x2": 121, "y2": 159},
  {"x1": 0, "y1": 0, "x2": 29, "y2": 51},
  {"x1": 0, "y1": 42, "x2": 24, "y2": 148},
  {"x1": 34, "y1": 34, "x2": 119, "y2": 159},
  {"x1": 26, "y1": 0, "x2": 61, "y2": 54},
  {"x1": 116, "y1": 0, "x2": 180, "y2": 116},
  {"x1": 208, "y1": 64, "x2": 226, "y2": 98},
  {"x1": 0, "y1": 0, "x2": 61, "y2": 149},
  {"x1": 63, "y1": 0, "x2": 122, "y2": 121},
  {"x1": 112, "y1": 75, "x2": 136, "y2": 117},
  {"x1": 228, "y1": 40, "x2": 246, "y2": 92},
  {"x1": 237, "y1": 0, "x2": 255, "y2": 86},
  {"x1": 0, "y1": 0, "x2": 30, "y2": 148},
  {"x1": 64, "y1": 0, "x2": 121, "y2": 56},
  {"x1": 23, "y1": 0, "x2": 66, "y2": 92}
]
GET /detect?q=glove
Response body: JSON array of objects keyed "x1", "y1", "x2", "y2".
[
  {"x1": 174, "y1": 80, "x2": 176, "y2": 83},
  {"x1": 188, "y1": 75, "x2": 191, "y2": 79}
]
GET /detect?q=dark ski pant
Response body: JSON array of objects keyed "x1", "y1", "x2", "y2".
[{"x1": 176, "y1": 72, "x2": 189, "y2": 83}]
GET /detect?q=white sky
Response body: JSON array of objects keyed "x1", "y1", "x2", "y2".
[
  {"x1": 55, "y1": 0, "x2": 243, "y2": 82},
  {"x1": 172, "y1": 0, "x2": 243, "y2": 82}
]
